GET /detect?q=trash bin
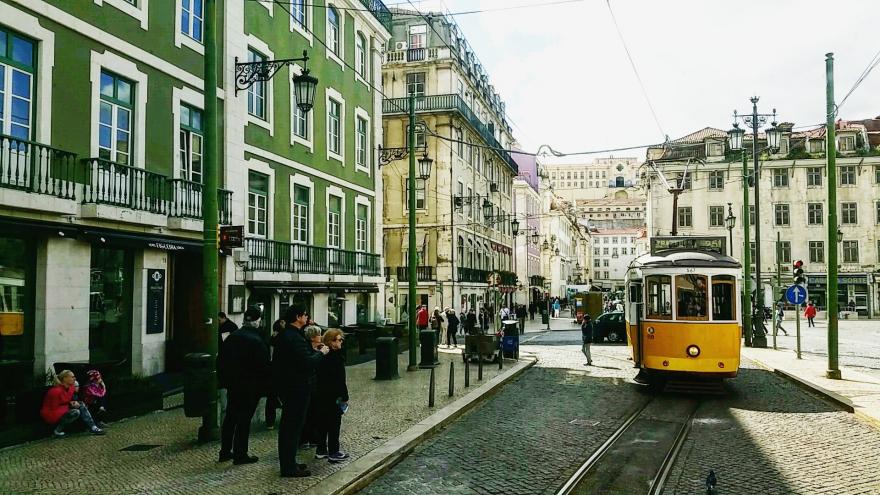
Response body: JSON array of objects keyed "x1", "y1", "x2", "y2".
[
  {"x1": 183, "y1": 353, "x2": 216, "y2": 418},
  {"x1": 419, "y1": 329, "x2": 439, "y2": 368},
  {"x1": 502, "y1": 319, "x2": 519, "y2": 337},
  {"x1": 541, "y1": 310, "x2": 549, "y2": 325},
  {"x1": 375, "y1": 337, "x2": 399, "y2": 380},
  {"x1": 502, "y1": 335, "x2": 520, "y2": 359}
]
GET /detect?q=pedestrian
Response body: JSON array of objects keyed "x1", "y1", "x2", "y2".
[
  {"x1": 314, "y1": 329, "x2": 350, "y2": 464},
  {"x1": 528, "y1": 302, "x2": 536, "y2": 321},
  {"x1": 804, "y1": 302, "x2": 817, "y2": 328},
  {"x1": 552, "y1": 299, "x2": 561, "y2": 319},
  {"x1": 775, "y1": 303, "x2": 788, "y2": 336},
  {"x1": 218, "y1": 306, "x2": 271, "y2": 465},
  {"x1": 273, "y1": 305, "x2": 330, "y2": 478},
  {"x1": 515, "y1": 304, "x2": 527, "y2": 334},
  {"x1": 300, "y1": 325, "x2": 324, "y2": 449},
  {"x1": 581, "y1": 313, "x2": 593, "y2": 366},
  {"x1": 80, "y1": 370, "x2": 109, "y2": 428},
  {"x1": 41, "y1": 370, "x2": 105, "y2": 437},
  {"x1": 265, "y1": 318, "x2": 285, "y2": 430},
  {"x1": 218, "y1": 311, "x2": 238, "y2": 342},
  {"x1": 444, "y1": 308, "x2": 459, "y2": 348},
  {"x1": 479, "y1": 309, "x2": 490, "y2": 334},
  {"x1": 465, "y1": 308, "x2": 477, "y2": 336},
  {"x1": 416, "y1": 305, "x2": 429, "y2": 332},
  {"x1": 430, "y1": 307, "x2": 443, "y2": 346}
]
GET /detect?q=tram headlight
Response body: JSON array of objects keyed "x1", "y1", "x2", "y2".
[{"x1": 686, "y1": 345, "x2": 700, "y2": 357}]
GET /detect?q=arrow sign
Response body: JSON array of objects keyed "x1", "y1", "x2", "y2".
[{"x1": 785, "y1": 284, "x2": 808, "y2": 305}]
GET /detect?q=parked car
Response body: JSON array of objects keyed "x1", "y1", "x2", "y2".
[{"x1": 590, "y1": 311, "x2": 626, "y2": 343}]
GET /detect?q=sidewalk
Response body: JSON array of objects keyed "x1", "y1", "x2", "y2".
[
  {"x1": 0, "y1": 350, "x2": 535, "y2": 495},
  {"x1": 742, "y1": 345, "x2": 880, "y2": 431}
]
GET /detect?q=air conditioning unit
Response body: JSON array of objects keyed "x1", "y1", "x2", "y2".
[{"x1": 395, "y1": 41, "x2": 408, "y2": 51}]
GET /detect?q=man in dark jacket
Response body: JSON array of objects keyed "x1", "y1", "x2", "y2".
[
  {"x1": 217, "y1": 306, "x2": 270, "y2": 464},
  {"x1": 218, "y1": 312, "x2": 238, "y2": 342},
  {"x1": 515, "y1": 304, "x2": 527, "y2": 334},
  {"x1": 273, "y1": 305, "x2": 329, "y2": 478}
]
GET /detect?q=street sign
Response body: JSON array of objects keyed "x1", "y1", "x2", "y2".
[
  {"x1": 785, "y1": 284, "x2": 808, "y2": 305},
  {"x1": 220, "y1": 225, "x2": 244, "y2": 250}
]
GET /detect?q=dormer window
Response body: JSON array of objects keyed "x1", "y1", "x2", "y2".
[
  {"x1": 838, "y1": 135, "x2": 856, "y2": 152},
  {"x1": 808, "y1": 139, "x2": 825, "y2": 153},
  {"x1": 707, "y1": 141, "x2": 724, "y2": 157}
]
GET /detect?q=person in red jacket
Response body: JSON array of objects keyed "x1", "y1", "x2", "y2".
[
  {"x1": 416, "y1": 305, "x2": 429, "y2": 331},
  {"x1": 41, "y1": 370, "x2": 105, "y2": 437},
  {"x1": 804, "y1": 301, "x2": 817, "y2": 328}
]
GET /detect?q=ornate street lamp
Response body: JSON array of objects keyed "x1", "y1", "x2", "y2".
[
  {"x1": 482, "y1": 198, "x2": 493, "y2": 221},
  {"x1": 765, "y1": 121, "x2": 782, "y2": 151},
  {"x1": 417, "y1": 154, "x2": 433, "y2": 180},
  {"x1": 511, "y1": 218, "x2": 520, "y2": 236},
  {"x1": 728, "y1": 123, "x2": 745, "y2": 151},
  {"x1": 530, "y1": 231, "x2": 540, "y2": 246},
  {"x1": 292, "y1": 69, "x2": 318, "y2": 113},
  {"x1": 725, "y1": 202, "x2": 737, "y2": 256}
]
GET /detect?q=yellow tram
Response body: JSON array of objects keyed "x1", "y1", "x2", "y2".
[{"x1": 625, "y1": 237, "x2": 741, "y2": 383}]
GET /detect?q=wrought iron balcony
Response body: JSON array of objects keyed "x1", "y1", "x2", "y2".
[
  {"x1": 382, "y1": 94, "x2": 518, "y2": 173},
  {"x1": 457, "y1": 267, "x2": 490, "y2": 284},
  {"x1": 385, "y1": 266, "x2": 436, "y2": 282},
  {"x1": 218, "y1": 188, "x2": 233, "y2": 225},
  {"x1": 0, "y1": 133, "x2": 78, "y2": 200},
  {"x1": 82, "y1": 158, "x2": 169, "y2": 214},
  {"x1": 246, "y1": 237, "x2": 381, "y2": 276},
  {"x1": 358, "y1": 0, "x2": 392, "y2": 31},
  {"x1": 529, "y1": 275, "x2": 545, "y2": 288}
]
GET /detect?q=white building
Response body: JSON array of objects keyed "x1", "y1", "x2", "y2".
[
  {"x1": 587, "y1": 227, "x2": 647, "y2": 293},
  {"x1": 545, "y1": 157, "x2": 641, "y2": 203}
]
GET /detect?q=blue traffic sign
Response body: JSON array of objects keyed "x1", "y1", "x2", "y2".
[{"x1": 785, "y1": 284, "x2": 808, "y2": 305}]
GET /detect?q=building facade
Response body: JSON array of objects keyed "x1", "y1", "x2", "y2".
[
  {"x1": 586, "y1": 227, "x2": 646, "y2": 293},
  {"x1": 512, "y1": 152, "x2": 542, "y2": 305},
  {"x1": 539, "y1": 192, "x2": 590, "y2": 300},
  {"x1": 0, "y1": 0, "x2": 392, "y2": 390},
  {"x1": 381, "y1": 9, "x2": 518, "y2": 316},
  {"x1": 645, "y1": 121, "x2": 880, "y2": 317},
  {"x1": 577, "y1": 191, "x2": 646, "y2": 230},
  {"x1": 545, "y1": 157, "x2": 641, "y2": 203}
]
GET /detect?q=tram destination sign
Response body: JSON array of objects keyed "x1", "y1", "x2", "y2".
[{"x1": 651, "y1": 236, "x2": 727, "y2": 256}]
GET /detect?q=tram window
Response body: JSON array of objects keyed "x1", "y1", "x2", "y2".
[
  {"x1": 676, "y1": 274, "x2": 708, "y2": 320},
  {"x1": 645, "y1": 275, "x2": 672, "y2": 319},
  {"x1": 712, "y1": 275, "x2": 736, "y2": 321}
]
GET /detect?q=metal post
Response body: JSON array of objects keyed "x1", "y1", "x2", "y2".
[
  {"x1": 825, "y1": 53, "x2": 841, "y2": 379},
  {"x1": 448, "y1": 362, "x2": 455, "y2": 397},
  {"x1": 407, "y1": 92, "x2": 418, "y2": 372},
  {"x1": 464, "y1": 357, "x2": 470, "y2": 388},
  {"x1": 742, "y1": 152, "x2": 753, "y2": 347},
  {"x1": 198, "y1": 0, "x2": 220, "y2": 442},
  {"x1": 428, "y1": 367, "x2": 435, "y2": 408},
  {"x1": 751, "y1": 97, "x2": 768, "y2": 348},
  {"x1": 478, "y1": 354, "x2": 483, "y2": 381},
  {"x1": 773, "y1": 231, "x2": 780, "y2": 350},
  {"x1": 796, "y1": 304, "x2": 802, "y2": 359}
]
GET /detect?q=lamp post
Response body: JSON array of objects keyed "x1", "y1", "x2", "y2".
[
  {"x1": 728, "y1": 97, "x2": 781, "y2": 349},
  {"x1": 826, "y1": 53, "x2": 841, "y2": 379},
  {"x1": 725, "y1": 202, "x2": 736, "y2": 256}
]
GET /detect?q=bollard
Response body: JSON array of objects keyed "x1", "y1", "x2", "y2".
[
  {"x1": 464, "y1": 358, "x2": 470, "y2": 388},
  {"x1": 478, "y1": 355, "x2": 483, "y2": 381},
  {"x1": 428, "y1": 367, "x2": 436, "y2": 408},
  {"x1": 448, "y1": 362, "x2": 455, "y2": 397},
  {"x1": 498, "y1": 350, "x2": 503, "y2": 370}
]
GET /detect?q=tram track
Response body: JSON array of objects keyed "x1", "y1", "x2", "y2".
[{"x1": 557, "y1": 395, "x2": 701, "y2": 495}]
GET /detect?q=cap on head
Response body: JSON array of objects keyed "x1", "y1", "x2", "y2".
[{"x1": 244, "y1": 306, "x2": 262, "y2": 322}]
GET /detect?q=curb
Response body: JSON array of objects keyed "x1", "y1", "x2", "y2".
[
  {"x1": 745, "y1": 354, "x2": 855, "y2": 413},
  {"x1": 302, "y1": 356, "x2": 537, "y2": 495}
]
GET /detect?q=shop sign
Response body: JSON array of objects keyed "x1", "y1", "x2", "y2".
[
  {"x1": 146, "y1": 269, "x2": 165, "y2": 334},
  {"x1": 220, "y1": 226, "x2": 245, "y2": 249}
]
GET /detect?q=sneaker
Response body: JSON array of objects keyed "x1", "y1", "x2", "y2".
[
  {"x1": 53, "y1": 427, "x2": 65, "y2": 438},
  {"x1": 328, "y1": 451, "x2": 349, "y2": 463},
  {"x1": 90, "y1": 428, "x2": 106, "y2": 436},
  {"x1": 315, "y1": 449, "x2": 328, "y2": 459},
  {"x1": 95, "y1": 421, "x2": 109, "y2": 429}
]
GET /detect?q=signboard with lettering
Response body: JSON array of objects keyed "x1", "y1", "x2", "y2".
[
  {"x1": 146, "y1": 269, "x2": 165, "y2": 334},
  {"x1": 650, "y1": 236, "x2": 727, "y2": 256},
  {"x1": 220, "y1": 226, "x2": 244, "y2": 250}
]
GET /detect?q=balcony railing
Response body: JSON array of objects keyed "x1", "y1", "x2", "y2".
[
  {"x1": 0, "y1": 133, "x2": 78, "y2": 200},
  {"x1": 407, "y1": 48, "x2": 425, "y2": 62},
  {"x1": 458, "y1": 267, "x2": 490, "y2": 284},
  {"x1": 168, "y1": 178, "x2": 202, "y2": 218},
  {"x1": 219, "y1": 188, "x2": 233, "y2": 225},
  {"x1": 382, "y1": 94, "x2": 518, "y2": 173},
  {"x1": 358, "y1": 0, "x2": 392, "y2": 31},
  {"x1": 82, "y1": 158, "x2": 168, "y2": 214},
  {"x1": 529, "y1": 275, "x2": 545, "y2": 288},
  {"x1": 246, "y1": 237, "x2": 381, "y2": 276},
  {"x1": 384, "y1": 266, "x2": 436, "y2": 282}
]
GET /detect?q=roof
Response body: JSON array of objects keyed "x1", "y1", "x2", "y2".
[
  {"x1": 589, "y1": 228, "x2": 645, "y2": 235},
  {"x1": 632, "y1": 251, "x2": 741, "y2": 269},
  {"x1": 669, "y1": 127, "x2": 728, "y2": 144}
]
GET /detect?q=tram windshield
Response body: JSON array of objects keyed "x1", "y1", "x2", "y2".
[
  {"x1": 676, "y1": 274, "x2": 708, "y2": 320},
  {"x1": 711, "y1": 275, "x2": 736, "y2": 321},
  {"x1": 645, "y1": 275, "x2": 672, "y2": 319}
]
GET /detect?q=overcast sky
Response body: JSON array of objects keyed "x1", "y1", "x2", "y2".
[{"x1": 400, "y1": 0, "x2": 880, "y2": 163}]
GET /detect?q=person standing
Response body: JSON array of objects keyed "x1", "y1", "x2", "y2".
[
  {"x1": 515, "y1": 304, "x2": 527, "y2": 334},
  {"x1": 416, "y1": 305, "x2": 429, "y2": 332},
  {"x1": 464, "y1": 308, "x2": 477, "y2": 336},
  {"x1": 444, "y1": 308, "x2": 459, "y2": 348},
  {"x1": 218, "y1": 306, "x2": 271, "y2": 465},
  {"x1": 581, "y1": 313, "x2": 593, "y2": 366},
  {"x1": 265, "y1": 319, "x2": 285, "y2": 430},
  {"x1": 775, "y1": 303, "x2": 788, "y2": 336},
  {"x1": 430, "y1": 307, "x2": 443, "y2": 346},
  {"x1": 218, "y1": 312, "x2": 239, "y2": 342},
  {"x1": 804, "y1": 302, "x2": 817, "y2": 328},
  {"x1": 552, "y1": 299, "x2": 561, "y2": 319},
  {"x1": 274, "y1": 306, "x2": 329, "y2": 478},
  {"x1": 314, "y1": 329, "x2": 350, "y2": 463},
  {"x1": 528, "y1": 302, "x2": 536, "y2": 321}
]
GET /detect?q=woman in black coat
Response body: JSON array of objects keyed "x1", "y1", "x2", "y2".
[
  {"x1": 444, "y1": 309, "x2": 459, "y2": 348},
  {"x1": 314, "y1": 328, "x2": 350, "y2": 463}
]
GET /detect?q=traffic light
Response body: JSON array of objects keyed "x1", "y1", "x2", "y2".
[{"x1": 793, "y1": 260, "x2": 806, "y2": 285}]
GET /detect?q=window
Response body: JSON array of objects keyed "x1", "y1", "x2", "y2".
[
  {"x1": 711, "y1": 275, "x2": 736, "y2": 321},
  {"x1": 809, "y1": 241, "x2": 824, "y2": 263},
  {"x1": 327, "y1": 195, "x2": 342, "y2": 248},
  {"x1": 773, "y1": 169, "x2": 788, "y2": 188},
  {"x1": 181, "y1": 0, "x2": 203, "y2": 42},
  {"x1": 98, "y1": 71, "x2": 134, "y2": 165},
  {"x1": 0, "y1": 236, "x2": 34, "y2": 364},
  {"x1": 707, "y1": 142, "x2": 724, "y2": 156},
  {"x1": 676, "y1": 274, "x2": 708, "y2": 320},
  {"x1": 290, "y1": 0, "x2": 306, "y2": 27},
  {"x1": 355, "y1": 203, "x2": 368, "y2": 252},
  {"x1": 603, "y1": 259, "x2": 609, "y2": 267},
  {"x1": 356, "y1": 116, "x2": 368, "y2": 168},
  {"x1": 749, "y1": 205, "x2": 755, "y2": 225},
  {"x1": 842, "y1": 240, "x2": 859, "y2": 263},
  {"x1": 602, "y1": 247, "x2": 609, "y2": 255},
  {"x1": 645, "y1": 275, "x2": 672, "y2": 320},
  {"x1": 247, "y1": 49, "x2": 266, "y2": 120},
  {"x1": 778, "y1": 241, "x2": 791, "y2": 264},
  {"x1": 292, "y1": 184, "x2": 309, "y2": 243},
  {"x1": 677, "y1": 207, "x2": 692, "y2": 228},
  {"x1": 876, "y1": 201, "x2": 880, "y2": 225},
  {"x1": 406, "y1": 72, "x2": 425, "y2": 97},
  {"x1": 406, "y1": 178, "x2": 425, "y2": 210},
  {"x1": 708, "y1": 170, "x2": 724, "y2": 189},
  {"x1": 807, "y1": 167, "x2": 823, "y2": 187},
  {"x1": 407, "y1": 124, "x2": 426, "y2": 149},
  {"x1": 247, "y1": 171, "x2": 269, "y2": 237},
  {"x1": 838, "y1": 135, "x2": 855, "y2": 152},
  {"x1": 327, "y1": 6, "x2": 340, "y2": 55},
  {"x1": 179, "y1": 104, "x2": 203, "y2": 182},
  {"x1": 841, "y1": 202, "x2": 857, "y2": 224},
  {"x1": 709, "y1": 206, "x2": 724, "y2": 227},
  {"x1": 676, "y1": 172, "x2": 691, "y2": 189},
  {"x1": 840, "y1": 166, "x2": 856, "y2": 186},
  {"x1": 593, "y1": 259, "x2": 600, "y2": 268},
  {"x1": 356, "y1": 33, "x2": 367, "y2": 79},
  {"x1": 328, "y1": 98, "x2": 341, "y2": 155},
  {"x1": 0, "y1": 30, "x2": 35, "y2": 140},
  {"x1": 807, "y1": 203, "x2": 823, "y2": 225},
  {"x1": 875, "y1": 166, "x2": 880, "y2": 184},
  {"x1": 774, "y1": 204, "x2": 790, "y2": 226},
  {"x1": 750, "y1": 242, "x2": 756, "y2": 262},
  {"x1": 293, "y1": 104, "x2": 309, "y2": 140},
  {"x1": 808, "y1": 140, "x2": 824, "y2": 153},
  {"x1": 89, "y1": 247, "x2": 132, "y2": 362},
  {"x1": 409, "y1": 24, "x2": 427, "y2": 48}
]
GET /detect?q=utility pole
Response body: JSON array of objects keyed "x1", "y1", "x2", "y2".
[
  {"x1": 741, "y1": 152, "x2": 752, "y2": 346},
  {"x1": 825, "y1": 53, "x2": 841, "y2": 379},
  {"x1": 198, "y1": 0, "x2": 220, "y2": 442},
  {"x1": 407, "y1": 91, "x2": 418, "y2": 371},
  {"x1": 749, "y1": 97, "x2": 768, "y2": 349}
]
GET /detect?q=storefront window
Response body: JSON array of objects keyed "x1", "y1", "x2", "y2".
[
  {"x1": 328, "y1": 294, "x2": 344, "y2": 328},
  {"x1": 356, "y1": 293, "x2": 371, "y2": 323},
  {"x1": 676, "y1": 274, "x2": 708, "y2": 320},
  {"x1": 89, "y1": 247, "x2": 132, "y2": 363},
  {"x1": 0, "y1": 237, "x2": 32, "y2": 363}
]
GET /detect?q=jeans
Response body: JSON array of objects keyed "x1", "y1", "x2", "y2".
[
  {"x1": 220, "y1": 387, "x2": 260, "y2": 458},
  {"x1": 582, "y1": 342, "x2": 592, "y2": 364},
  {"x1": 56, "y1": 404, "x2": 98, "y2": 431}
]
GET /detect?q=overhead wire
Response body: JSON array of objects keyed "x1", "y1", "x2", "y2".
[{"x1": 836, "y1": 46, "x2": 880, "y2": 117}]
